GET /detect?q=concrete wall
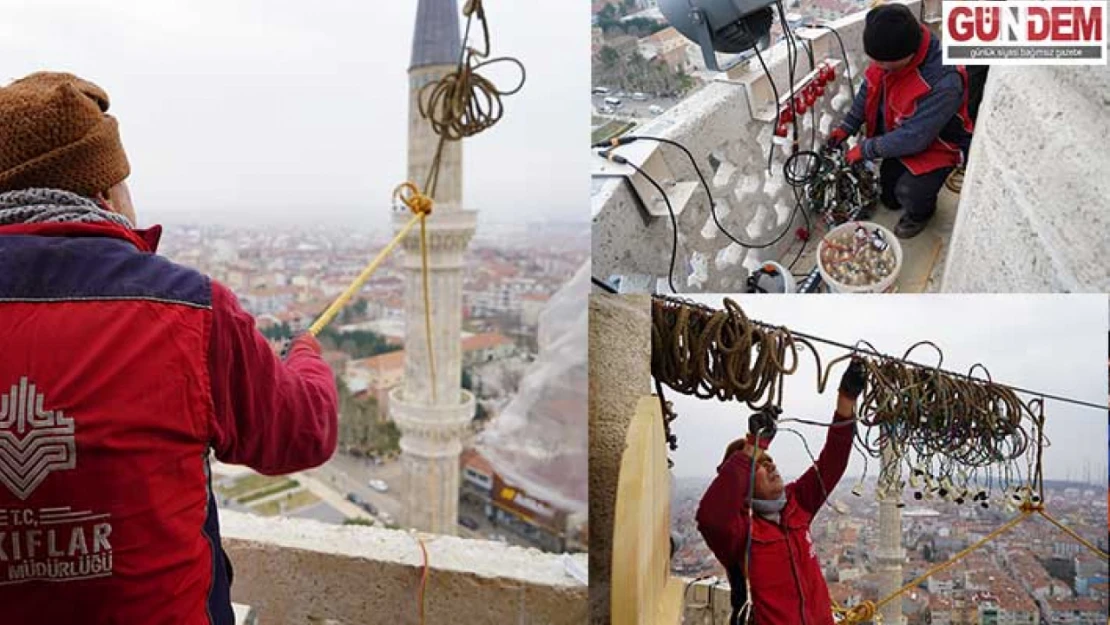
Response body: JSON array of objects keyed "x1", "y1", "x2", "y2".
[
  {"x1": 592, "y1": 6, "x2": 912, "y2": 292},
  {"x1": 941, "y1": 64, "x2": 1110, "y2": 292},
  {"x1": 589, "y1": 295, "x2": 652, "y2": 624},
  {"x1": 220, "y1": 510, "x2": 587, "y2": 624}
]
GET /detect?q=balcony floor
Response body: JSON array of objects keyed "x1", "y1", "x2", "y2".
[{"x1": 788, "y1": 175, "x2": 960, "y2": 293}]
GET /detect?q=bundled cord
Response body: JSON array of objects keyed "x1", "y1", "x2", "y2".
[{"x1": 650, "y1": 295, "x2": 1053, "y2": 509}]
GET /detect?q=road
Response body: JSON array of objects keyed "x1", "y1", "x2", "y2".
[
  {"x1": 306, "y1": 452, "x2": 404, "y2": 523},
  {"x1": 591, "y1": 92, "x2": 681, "y2": 121}
]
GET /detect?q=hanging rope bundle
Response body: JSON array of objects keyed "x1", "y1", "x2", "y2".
[
  {"x1": 306, "y1": 1, "x2": 524, "y2": 408},
  {"x1": 651, "y1": 295, "x2": 812, "y2": 411},
  {"x1": 651, "y1": 296, "x2": 1106, "y2": 625},
  {"x1": 417, "y1": 0, "x2": 526, "y2": 198},
  {"x1": 650, "y1": 295, "x2": 1047, "y2": 508}
]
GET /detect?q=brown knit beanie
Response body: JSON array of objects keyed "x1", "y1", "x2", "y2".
[{"x1": 0, "y1": 72, "x2": 130, "y2": 196}]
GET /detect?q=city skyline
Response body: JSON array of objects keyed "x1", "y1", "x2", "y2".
[{"x1": 1, "y1": 1, "x2": 588, "y2": 226}]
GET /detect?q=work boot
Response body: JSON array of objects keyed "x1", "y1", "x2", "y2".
[
  {"x1": 945, "y1": 166, "x2": 965, "y2": 194},
  {"x1": 894, "y1": 215, "x2": 929, "y2": 239}
]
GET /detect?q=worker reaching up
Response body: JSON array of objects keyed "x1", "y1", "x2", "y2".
[
  {"x1": 697, "y1": 359, "x2": 866, "y2": 625},
  {"x1": 0, "y1": 72, "x2": 339, "y2": 625},
  {"x1": 826, "y1": 3, "x2": 974, "y2": 240}
]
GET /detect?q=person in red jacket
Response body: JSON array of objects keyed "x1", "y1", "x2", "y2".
[
  {"x1": 0, "y1": 72, "x2": 339, "y2": 625},
  {"x1": 696, "y1": 360, "x2": 866, "y2": 625},
  {"x1": 826, "y1": 4, "x2": 974, "y2": 239}
]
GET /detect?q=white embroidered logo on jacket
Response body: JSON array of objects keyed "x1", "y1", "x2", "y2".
[{"x1": 0, "y1": 377, "x2": 76, "y2": 500}]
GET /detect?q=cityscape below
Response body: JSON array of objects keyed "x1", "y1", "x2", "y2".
[
  {"x1": 672, "y1": 476, "x2": 1109, "y2": 624},
  {"x1": 154, "y1": 219, "x2": 589, "y2": 554}
]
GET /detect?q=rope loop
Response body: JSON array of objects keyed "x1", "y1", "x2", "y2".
[{"x1": 394, "y1": 182, "x2": 434, "y2": 217}]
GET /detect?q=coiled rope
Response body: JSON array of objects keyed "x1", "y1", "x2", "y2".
[
  {"x1": 651, "y1": 295, "x2": 1046, "y2": 505},
  {"x1": 308, "y1": 0, "x2": 522, "y2": 407}
]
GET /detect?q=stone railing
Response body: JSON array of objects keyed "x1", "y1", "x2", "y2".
[
  {"x1": 591, "y1": 2, "x2": 923, "y2": 292},
  {"x1": 220, "y1": 510, "x2": 588, "y2": 624},
  {"x1": 940, "y1": 61, "x2": 1110, "y2": 292}
]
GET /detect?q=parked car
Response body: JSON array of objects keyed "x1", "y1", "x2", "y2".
[
  {"x1": 631, "y1": 92, "x2": 648, "y2": 101},
  {"x1": 603, "y1": 96, "x2": 623, "y2": 108},
  {"x1": 459, "y1": 516, "x2": 479, "y2": 531},
  {"x1": 360, "y1": 501, "x2": 378, "y2": 515},
  {"x1": 345, "y1": 493, "x2": 360, "y2": 504},
  {"x1": 369, "y1": 479, "x2": 389, "y2": 493},
  {"x1": 592, "y1": 86, "x2": 610, "y2": 95}
]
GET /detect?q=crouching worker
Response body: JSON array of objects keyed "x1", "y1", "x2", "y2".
[
  {"x1": 696, "y1": 360, "x2": 866, "y2": 625},
  {"x1": 0, "y1": 72, "x2": 339, "y2": 624},
  {"x1": 826, "y1": 4, "x2": 974, "y2": 239}
]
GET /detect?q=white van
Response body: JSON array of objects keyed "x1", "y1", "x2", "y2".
[{"x1": 604, "y1": 96, "x2": 623, "y2": 108}]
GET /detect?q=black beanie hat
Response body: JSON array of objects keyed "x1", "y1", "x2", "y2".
[{"x1": 864, "y1": 4, "x2": 923, "y2": 61}]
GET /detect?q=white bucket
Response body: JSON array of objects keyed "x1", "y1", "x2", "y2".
[{"x1": 816, "y1": 221, "x2": 903, "y2": 293}]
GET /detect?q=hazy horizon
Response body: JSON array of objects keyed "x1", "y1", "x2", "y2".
[{"x1": 1, "y1": 1, "x2": 589, "y2": 227}]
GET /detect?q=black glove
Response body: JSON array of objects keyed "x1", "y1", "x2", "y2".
[
  {"x1": 748, "y1": 406, "x2": 780, "y2": 441},
  {"x1": 838, "y1": 358, "x2": 867, "y2": 399}
]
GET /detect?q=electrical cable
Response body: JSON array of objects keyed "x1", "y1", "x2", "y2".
[
  {"x1": 806, "y1": 24, "x2": 855, "y2": 95},
  {"x1": 592, "y1": 276, "x2": 619, "y2": 293},
  {"x1": 602, "y1": 135, "x2": 803, "y2": 251},
  {"x1": 598, "y1": 150, "x2": 680, "y2": 293}
]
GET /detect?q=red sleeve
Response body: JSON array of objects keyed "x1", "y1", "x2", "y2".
[
  {"x1": 207, "y1": 280, "x2": 339, "y2": 474},
  {"x1": 696, "y1": 450, "x2": 756, "y2": 570},
  {"x1": 791, "y1": 411, "x2": 855, "y2": 515}
]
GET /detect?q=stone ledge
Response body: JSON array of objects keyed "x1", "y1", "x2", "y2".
[{"x1": 220, "y1": 510, "x2": 587, "y2": 624}]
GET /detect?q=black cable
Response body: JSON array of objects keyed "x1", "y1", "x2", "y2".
[
  {"x1": 598, "y1": 150, "x2": 679, "y2": 293},
  {"x1": 738, "y1": 316, "x2": 1107, "y2": 411},
  {"x1": 808, "y1": 24, "x2": 855, "y2": 95},
  {"x1": 591, "y1": 276, "x2": 618, "y2": 293},
  {"x1": 749, "y1": 42, "x2": 780, "y2": 175},
  {"x1": 615, "y1": 135, "x2": 801, "y2": 251}
]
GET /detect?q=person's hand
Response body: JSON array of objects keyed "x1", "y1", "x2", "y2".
[
  {"x1": 838, "y1": 358, "x2": 867, "y2": 400},
  {"x1": 846, "y1": 144, "x2": 864, "y2": 165},
  {"x1": 826, "y1": 127, "x2": 849, "y2": 149},
  {"x1": 748, "y1": 407, "x2": 779, "y2": 442}
]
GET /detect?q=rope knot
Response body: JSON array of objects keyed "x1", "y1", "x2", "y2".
[
  {"x1": 394, "y1": 182, "x2": 434, "y2": 217},
  {"x1": 838, "y1": 600, "x2": 877, "y2": 624},
  {"x1": 1019, "y1": 501, "x2": 1044, "y2": 513}
]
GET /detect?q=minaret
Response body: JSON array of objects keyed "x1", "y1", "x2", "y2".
[
  {"x1": 390, "y1": 0, "x2": 477, "y2": 536},
  {"x1": 877, "y1": 443, "x2": 905, "y2": 625}
]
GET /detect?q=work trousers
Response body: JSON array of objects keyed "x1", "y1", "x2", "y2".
[{"x1": 879, "y1": 158, "x2": 953, "y2": 224}]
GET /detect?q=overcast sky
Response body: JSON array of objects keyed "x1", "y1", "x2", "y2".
[
  {"x1": 666, "y1": 295, "x2": 1108, "y2": 485},
  {"x1": 1, "y1": 0, "x2": 588, "y2": 227}
]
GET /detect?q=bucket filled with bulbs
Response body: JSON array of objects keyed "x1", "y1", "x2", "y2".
[{"x1": 817, "y1": 221, "x2": 903, "y2": 293}]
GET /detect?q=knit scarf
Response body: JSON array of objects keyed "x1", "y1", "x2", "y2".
[
  {"x1": 0, "y1": 188, "x2": 132, "y2": 228},
  {"x1": 750, "y1": 495, "x2": 785, "y2": 519}
]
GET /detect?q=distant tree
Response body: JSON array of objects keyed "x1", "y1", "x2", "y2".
[
  {"x1": 260, "y1": 322, "x2": 293, "y2": 341},
  {"x1": 600, "y1": 46, "x2": 620, "y2": 67},
  {"x1": 318, "y1": 327, "x2": 399, "y2": 359}
]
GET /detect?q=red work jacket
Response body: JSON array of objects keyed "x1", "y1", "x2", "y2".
[
  {"x1": 0, "y1": 221, "x2": 339, "y2": 624},
  {"x1": 697, "y1": 413, "x2": 854, "y2": 625}
]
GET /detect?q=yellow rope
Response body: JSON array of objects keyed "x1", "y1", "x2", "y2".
[
  {"x1": 420, "y1": 214, "x2": 436, "y2": 403},
  {"x1": 307, "y1": 211, "x2": 423, "y2": 337},
  {"x1": 836, "y1": 502, "x2": 1108, "y2": 624},
  {"x1": 837, "y1": 510, "x2": 1033, "y2": 624},
  {"x1": 1037, "y1": 509, "x2": 1109, "y2": 559},
  {"x1": 395, "y1": 182, "x2": 439, "y2": 404}
]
